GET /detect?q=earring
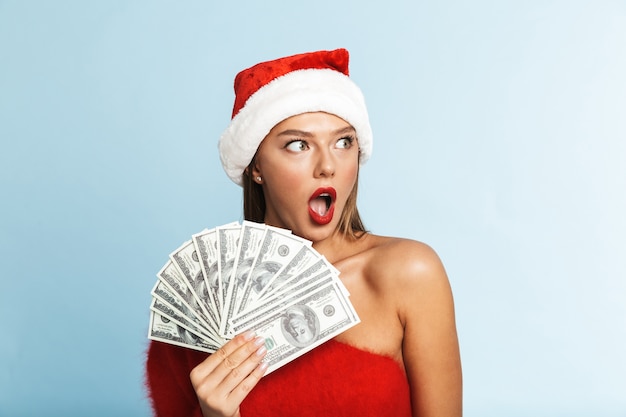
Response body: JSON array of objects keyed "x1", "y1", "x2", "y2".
[{"x1": 256, "y1": 176, "x2": 262, "y2": 183}]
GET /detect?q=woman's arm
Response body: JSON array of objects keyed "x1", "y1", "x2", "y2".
[{"x1": 397, "y1": 242, "x2": 463, "y2": 417}]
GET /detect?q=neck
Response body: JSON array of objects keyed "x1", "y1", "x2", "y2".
[{"x1": 312, "y1": 229, "x2": 367, "y2": 264}]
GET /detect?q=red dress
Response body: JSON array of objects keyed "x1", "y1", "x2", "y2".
[{"x1": 146, "y1": 339, "x2": 412, "y2": 417}]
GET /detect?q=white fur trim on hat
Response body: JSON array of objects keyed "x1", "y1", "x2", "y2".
[{"x1": 219, "y1": 68, "x2": 373, "y2": 186}]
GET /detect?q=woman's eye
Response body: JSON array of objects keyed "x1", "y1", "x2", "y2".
[
  {"x1": 285, "y1": 140, "x2": 308, "y2": 152},
  {"x1": 336, "y1": 137, "x2": 354, "y2": 149}
]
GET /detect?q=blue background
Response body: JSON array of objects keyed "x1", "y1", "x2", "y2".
[{"x1": 1, "y1": 1, "x2": 625, "y2": 416}]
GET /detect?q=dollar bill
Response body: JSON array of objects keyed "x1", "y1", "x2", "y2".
[
  {"x1": 150, "y1": 296, "x2": 223, "y2": 346},
  {"x1": 232, "y1": 280, "x2": 360, "y2": 374},
  {"x1": 236, "y1": 227, "x2": 312, "y2": 315},
  {"x1": 170, "y1": 238, "x2": 220, "y2": 331},
  {"x1": 230, "y1": 272, "x2": 335, "y2": 329},
  {"x1": 151, "y1": 280, "x2": 223, "y2": 344},
  {"x1": 216, "y1": 223, "x2": 243, "y2": 336},
  {"x1": 157, "y1": 260, "x2": 216, "y2": 331},
  {"x1": 258, "y1": 256, "x2": 349, "y2": 310},
  {"x1": 148, "y1": 310, "x2": 220, "y2": 353},
  {"x1": 192, "y1": 227, "x2": 223, "y2": 321},
  {"x1": 254, "y1": 250, "x2": 327, "y2": 303},
  {"x1": 220, "y1": 221, "x2": 267, "y2": 337},
  {"x1": 255, "y1": 268, "x2": 338, "y2": 317}
]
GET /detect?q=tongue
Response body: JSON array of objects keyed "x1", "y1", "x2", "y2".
[{"x1": 309, "y1": 197, "x2": 328, "y2": 216}]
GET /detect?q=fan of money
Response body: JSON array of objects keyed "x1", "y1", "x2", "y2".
[{"x1": 148, "y1": 221, "x2": 360, "y2": 374}]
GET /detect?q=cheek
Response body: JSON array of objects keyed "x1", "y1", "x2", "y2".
[
  {"x1": 342, "y1": 163, "x2": 359, "y2": 189},
  {"x1": 257, "y1": 151, "x2": 301, "y2": 180},
  {"x1": 262, "y1": 165, "x2": 307, "y2": 209},
  {"x1": 262, "y1": 157, "x2": 306, "y2": 186},
  {"x1": 267, "y1": 166, "x2": 304, "y2": 192}
]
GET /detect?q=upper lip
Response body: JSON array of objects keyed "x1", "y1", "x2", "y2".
[{"x1": 309, "y1": 187, "x2": 336, "y2": 205}]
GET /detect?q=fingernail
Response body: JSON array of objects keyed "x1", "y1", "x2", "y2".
[
  {"x1": 254, "y1": 336, "x2": 265, "y2": 346},
  {"x1": 256, "y1": 345, "x2": 267, "y2": 356},
  {"x1": 242, "y1": 330, "x2": 256, "y2": 341}
]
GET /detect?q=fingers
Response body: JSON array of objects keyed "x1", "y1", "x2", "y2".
[
  {"x1": 196, "y1": 331, "x2": 266, "y2": 378},
  {"x1": 220, "y1": 344, "x2": 268, "y2": 406},
  {"x1": 215, "y1": 333, "x2": 267, "y2": 384},
  {"x1": 190, "y1": 331, "x2": 268, "y2": 416}
]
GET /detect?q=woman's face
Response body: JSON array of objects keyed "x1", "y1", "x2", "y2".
[{"x1": 252, "y1": 112, "x2": 359, "y2": 243}]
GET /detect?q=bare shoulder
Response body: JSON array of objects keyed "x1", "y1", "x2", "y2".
[
  {"x1": 352, "y1": 234, "x2": 462, "y2": 416},
  {"x1": 364, "y1": 234, "x2": 448, "y2": 288},
  {"x1": 358, "y1": 234, "x2": 452, "y2": 322}
]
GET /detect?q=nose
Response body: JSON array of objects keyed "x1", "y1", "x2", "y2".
[{"x1": 314, "y1": 148, "x2": 335, "y2": 178}]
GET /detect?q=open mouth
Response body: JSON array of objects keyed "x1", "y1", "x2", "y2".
[{"x1": 308, "y1": 187, "x2": 336, "y2": 225}]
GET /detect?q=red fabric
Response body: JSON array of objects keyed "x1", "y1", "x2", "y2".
[
  {"x1": 231, "y1": 49, "x2": 350, "y2": 118},
  {"x1": 240, "y1": 339, "x2": 412, "y2": 417},
  {"x1": 146, "y1": 339, "x2": 412, "y2": 417},
  {"x1": 146, "y1": 340, "x2": 206, "y2": 417}
]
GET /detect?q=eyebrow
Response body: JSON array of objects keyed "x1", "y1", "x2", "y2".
[{"x1": 277, "y1": 126, "x2": 356, "y2": 138}]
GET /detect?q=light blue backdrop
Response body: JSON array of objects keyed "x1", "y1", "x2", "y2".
[{"x1": 1, "y1": 1, "x2": 624, "y2": 416}]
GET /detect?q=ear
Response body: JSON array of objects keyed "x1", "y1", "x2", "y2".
[{"x1": 248, "y1": 161, "x2": 263, "y2": 184}]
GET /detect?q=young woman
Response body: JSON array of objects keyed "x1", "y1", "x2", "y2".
[{"x1": 146, "y1": 48, "x2": 462, "y2": 417}]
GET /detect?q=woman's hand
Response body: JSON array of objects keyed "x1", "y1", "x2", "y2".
[{"x1": 190, "y1": 331, "x2": 268, "y2": 417}]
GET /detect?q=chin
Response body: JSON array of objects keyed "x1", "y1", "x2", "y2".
[{"x1": 300, "y1": 222, "x2": 339, "y2": 243}]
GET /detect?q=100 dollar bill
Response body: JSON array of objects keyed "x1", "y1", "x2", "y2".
[
  {"x1": 148, "y1": 311, "x2": 220, "y2": 353},
  {"x1": 232, "y1": 280, "x2": 360, "y2": 374}
]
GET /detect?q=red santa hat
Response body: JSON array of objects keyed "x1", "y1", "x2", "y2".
[{"x1": 218, "y1": 48, "x2": 373, "y2": 185}]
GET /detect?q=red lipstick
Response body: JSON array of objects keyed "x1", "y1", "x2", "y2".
[{"x1": 308, "y1": 187, "x2": 336, "y2": 225}]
